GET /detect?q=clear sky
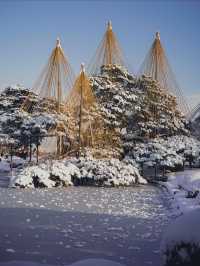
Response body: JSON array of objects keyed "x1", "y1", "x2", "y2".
[{"x1": 0, "y1": 0, "x2": 199, "y2": 102}]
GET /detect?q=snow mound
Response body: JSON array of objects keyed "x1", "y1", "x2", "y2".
[{"x1": 11, "y1": 158, "x2": 146, "y2": 188}]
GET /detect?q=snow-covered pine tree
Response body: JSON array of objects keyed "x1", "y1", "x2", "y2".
[
  {"x1": 135, "y1": 75, "x2": 188, "y2": 138},
  {"x1": 90, "y1": 64, "x2": 189, "y2": 152}
]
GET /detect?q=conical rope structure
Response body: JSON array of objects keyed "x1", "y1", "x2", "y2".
[
  {"x1": 65, "y1": 64, "x2": 121, "y2": 157},
  {"x1": 87, "y1": 21, "x2": 127, "y2": 75},
  {"x1": 139, "y1": 32, "x2": 190, "y2": 116},
  {"x1": 22, "y1": 38, "x2": 75, "y2": 113}
]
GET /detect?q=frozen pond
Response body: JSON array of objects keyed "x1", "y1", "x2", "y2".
[{"x1": 0, "y1": 185, "x2": 173, "y2": 266}]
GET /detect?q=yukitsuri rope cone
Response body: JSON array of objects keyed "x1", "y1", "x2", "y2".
[
  {"x1": 65, "y1": 64, "x2": 121, "y2": 158},
  {"x1": 139, "y1": 32, "x2": 190, "y2": 115},
  {"x1": 22, "y1": 38, "x2": 75, "y2": 113},
  {"x1": 87, "y1": 21, "x2": 127, "y2": 75}
]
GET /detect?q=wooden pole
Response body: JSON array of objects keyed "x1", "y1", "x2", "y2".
[
  {"x1": 107, "y1": 21, "x2": 112, "y2": 65},
  {"x1": 57, "y1": 59, "x2": 61, "y2": 113},
  {"x1": 78, "y1": 64, "x2": 84, "y2": 157},
  {"x1": 56, "y1": 38, "x2": 61, "y2": 113},
  {"x1": 154, "y1": 32, "x2": 160, "y2": 82}
]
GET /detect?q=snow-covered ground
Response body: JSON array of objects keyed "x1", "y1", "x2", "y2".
[{"x1": 0, "y1": 185, "x2": 172, "y2": 266}]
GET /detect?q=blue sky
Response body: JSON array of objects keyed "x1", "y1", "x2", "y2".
[{"x1": 0, "y1": 0, "x2": 199, "y2": 101}]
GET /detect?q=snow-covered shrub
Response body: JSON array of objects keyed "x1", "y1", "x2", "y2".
[
  {"x1": 10, "y1": 165, "x2": 53, "y2": 188},
  {"x1": 11, "y1": 158, "x2": 147, "y2": 188},
  {"x1": 127, "y1": 135, "x2": 200, "y2": 172},
  {"x1": 69, "y1": 157, "x2": 147, "y2": 186},
  {"x1": 162, "y1": 209, "x2": 200, "y2": 266},
  {"x1": 10, "y1": 162, "x2": 77, "y2": 188},
  {"x1": 50, "y1": 161, "x2": 80, "y2": 187}
]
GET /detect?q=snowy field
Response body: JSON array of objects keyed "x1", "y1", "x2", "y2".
[{"x1": 0, "y1": 185, "x2": 172, "y2": 266}]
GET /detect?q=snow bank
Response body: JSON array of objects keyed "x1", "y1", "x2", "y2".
[
  {"x1": 161, "y1": 170, "x2": 200, "y2": 214},
  {"x1": 161, "y1": 171, "x2": 200, "y2": 265},
  {"x1": 161, "y1": 209, "x2": 200, "y2": 265},
  {"x1": 0, "y1": 259, "x2": 125, "y2": 266},
  {"x1": 167, "y1": 170, "x2": 200, "y2": 193},
  {"x1": 11, "y1": 158, "x2": 146, "y2": 188}
]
